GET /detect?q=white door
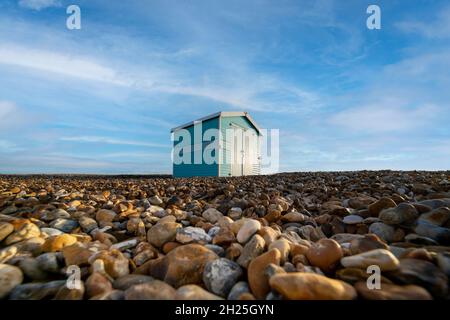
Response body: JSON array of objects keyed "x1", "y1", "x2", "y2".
[
  {"x1": 243, "y1": 130, "x2": 257, "y2": 175},
  {"x1": 230, "y1": 125, "x2": 257, "y2": 176},
  {"x1": 231, "y1": 130, "x2": 243, "y2": 176}
]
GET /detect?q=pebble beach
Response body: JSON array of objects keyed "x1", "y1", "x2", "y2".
[{"x1": 0, "y1": 171, "x2": 449, "y2": 300}]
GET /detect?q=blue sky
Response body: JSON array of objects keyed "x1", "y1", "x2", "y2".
[{"x1": 0, "y1": 0, "x2": 449, "y2": 174}]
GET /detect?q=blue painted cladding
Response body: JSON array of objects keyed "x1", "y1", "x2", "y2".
[{"x1": 173, "y1": 116, "x2": 219, "y2": 177}]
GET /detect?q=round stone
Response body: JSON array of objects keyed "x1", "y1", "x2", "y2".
[
  {"x1": 368, "y1": 222, "x2": 395, "y2": 243},
  {"x1": 387, "y1": 258, "x2": 448, "y2": 298},
  {"x1": 42, "y1": 234, "x2": 78, "y2": 252},
  {"x1": 18, "y1": 257, "x2": 48, "y2": 280},
  {"x1": 212, "y1": 228, "x2": 236, "y2": 246},
  {"x1": 336, "y1": 267, "x2": 393, "y2": 284},
  {"x1": 49, "y1": 219, "x2": 79, "y2": 233},
  {"x1": 176, "y1": 226, "x2": 212, "y2": 244},
  {"x1": 175, "y1": 284, "x2": 223, "y2": 300},
  {"x1": 349, "y1": 234, "x2": 388, "y2": 255},
  {"x1": 85, "y1": 272, "x2": 113, "y2": 298},
  {"x1": 269, "y1": 272, "x2": 357, "y2": 300},
  {"x1": 236, "y1": 219, "x2": 261, "y2": 244},
  {"x1": 0, "y1": 264, "x2": 24, "y2": 299},
  {"x1": 5, "y1": 222, "x2": 40, "y2": 245},
  {"x1": 379, "y1": 203, "x2": 418, "y2": 225},
  {"x1": 281, "y1": 211, "x2": 305, "y2": 223},
  {"x1": 9, "y1": 280, "x2": 65, "y2": 300},
  {"x1": 203, "y1": 258, "x2": 243, "y2": 297},
  {"x1": 237, "y1": 234, "x2": 265, "y2": 268},
  {"x1": 227, "y1": 281, "x2": 250, "y2": 300},
  {"x1": 148, "y1": 244, "x2": 218, "y2": 288},
  {"x1": 306, "y1": 238, "x2": 343, "y2": 272},
  {"x1": 0, "y1": 222, "x2": 14, "y2": 242},
  {"x1": 368, "y1": 198, "x2": 397, "y2": 217},
  {"x1": 90, "y1": 290, "x2": 124, "y2": 300},
  {"x1": 78, "y1": 216, "x2": 98, "y2": 233},
  {"x1": 268, "y1": 239, "x2": 291, "y2": 264},
  {"x1": 228, "y1": 207, "x2": 243, "y2": 220},
  {"x1": 54, "y1": 282, "x2": 85, "y2": 300},
  {"x1": 124, "y1": 280, "x2": 176, "y2": 300},
  {"x1": 419, "y1": 207, "x2": 450, "y2": 226},
  {"x1": 414, "y1": 220, "x2": 450, "y2": 245},
  {"x1": 95, "y1": 209, "x2": 117, "y2": 227},
  {"x1": 40, "y1": 208, "x2": 71, "y2": 222},
  {"x1": 202, "y1": 208, "x2": 224, "y2": 223},
  {"x1": 93, "y1": 249, "x2": 130, "y2": 279},
  {"x1": 436, "y1": 253, "x2": 450, "y2": 277},
  {"x1": 355, "y1": 281, "x2": 432, "y2": 300},
  {"x1": 147, "y1": 222, "x2": 181, "y2": 248},
  {"x1": 149, "y1": 195, "x2": 163, "y2": 205},
  {"x1": 343, "y1": 215, "x2": 364, "y2": 225},
  {"x1": 36, "y1": 252, "x2": 61, "y2": 273},
  {"x1": 113, "y1": 274, "x2": 154, "y2": 290},
  {"x1": 247, "y1": 249, "x2": 281, "y2": 299},
  {"x1": 41, "y1": 228, "x2": 64, "y2": 237},
  {"x1": 62, "y1": 243, "x2": 95, "y2": 266},
  {"x1": 340, "y1": 249, "x2": 400, "y2": 271}
]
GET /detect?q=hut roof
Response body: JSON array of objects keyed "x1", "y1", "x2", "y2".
[{"x1": 170, "y1": 111, "x2": 261, "y2": 134}]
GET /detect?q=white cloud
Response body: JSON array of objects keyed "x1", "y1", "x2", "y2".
[
  {"x1": 94, "y1": 152, "x2": 170, "y2": 159},
  {"x1": 0, "y1": 152, "x2": 171, "y2": 174},
  {"x1": 0, "y1": 43, "x2": 322, "y2": 114},
  {"x1": 0, "y1": 44, "x2": 129, "y2": 86},
  {"x1": 324, "y1": 47, "x2": 450, "y2": 136},
  {"x1": 0, "y1": 102, "x2": 26, "y2": 152},
  {"x1": 0, "y1": 100, "x2": 29, "y2": 131},
  {"x1": 396, "y1": 6, "x2": 450, "y2": 39},
  {"x1": 0, "y1": 140, "x2": 20, "y2": 152},
  {"x1": 18, "y1": 0, "x2": 61, "y2": 11},
  {"x1": 328, "y1": 103, "x2": 440, "y2": 133},
  {"x1": 0, "y1": 101, "x2": 17, "y2": 118},
  {"x1": 0, "y1": 6, "x2": 327, "y2": 115},
  {"x1": 60, "y1": 136, "x2": 169, "y2": 148},
  {"x1": 383, "y1": 51, "x2": 450, "y2": 84}
]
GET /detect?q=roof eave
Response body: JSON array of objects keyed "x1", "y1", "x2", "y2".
[{"x1": 170, "y1": 111, "x2": 262, "y2": 135}]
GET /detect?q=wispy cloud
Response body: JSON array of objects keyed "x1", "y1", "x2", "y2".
[
  {"x1": 396, "y1": 5, "x2": 450, "y2": 39},
  {"x1": 59, "y1": 136, "x2": 169, "y2": 148},
  {"x1": 328, "y1": 103, "x2": 440, "y2": 133},
  {"x1": 0, "y1": 42, "x2": 322, "y2": 115},
  {"x1": 0, "y1": 101, "x2": 17, "y2": 119},
  {"x1": 0, "y1": 140, "x2": 22, "y2": 152},
  {"x1": 0, "y1": 152, "x2": 171, "y2": 174},
  {"x1": 383, "y1": 51, "x2": 450, "y2": 84},
  {"x1": 0, "y1": 44, "x2": 129, "y2": 86},
  {"x1": 0, "y1": 100, "x2": 29, "y2": 131},
  {"x1": 18, "y1": 0, "x2": 61, "y2": 11}
]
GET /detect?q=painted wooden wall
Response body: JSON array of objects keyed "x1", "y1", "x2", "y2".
[{"x1": 173, "y1": 116, "x2": 219, "y2": 177}]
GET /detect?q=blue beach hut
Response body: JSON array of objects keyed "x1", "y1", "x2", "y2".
[{"x1": 171, "y1": 111, "x2": 262, "y2": 177}]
